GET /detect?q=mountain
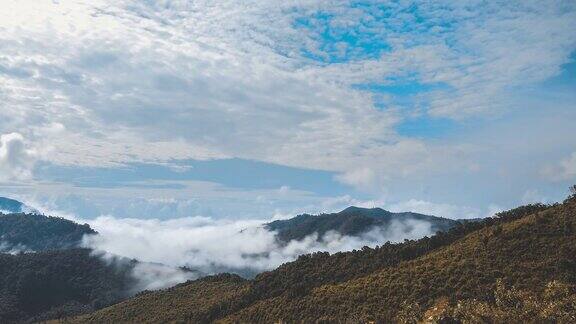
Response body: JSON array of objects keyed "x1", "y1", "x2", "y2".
[
  {"x1": 0, "y1": 213, "x2": 96, "y2": 252},
  {"x1": 68, "y1": 196, "x2": 576, "y2": 323},
  {"x1": 0, "y1": 208, "x2": 128, "y2": 323},
  {"x1": 265, "y1": 206, "x2": 459, "y2": 242},
  {"x1": 0, "y1": 210, "x2": 200, "y2": 323},
  {"x1": 0, "y1": 197, "x2": 26, "y2": 214},
  {"x1": 0, "y1": 248, "x2": 138, "y2": 323}
]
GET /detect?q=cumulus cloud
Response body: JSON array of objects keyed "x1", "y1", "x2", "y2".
[{"x1": 0, "y1": 133, "x2": 37, "y2": 182}]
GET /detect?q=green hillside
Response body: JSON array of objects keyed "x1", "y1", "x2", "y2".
[{"x1": 0, "y1": 213, "x2": 96, "y2": 252}]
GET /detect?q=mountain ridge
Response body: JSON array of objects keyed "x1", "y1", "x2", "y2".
[
  {"x1": 265, "y1": 205, "x2": 459, "y2": 243},
  {"x1": 0, "y1": 212, "x2": 97, "y2": 253}
]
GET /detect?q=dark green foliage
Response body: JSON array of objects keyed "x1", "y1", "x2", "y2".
[
  {"x1": 265, "y1": 206, "x2": 458, "y2": 243},
  {"x1": 0, "y1": 213, "x2": 96, "y2": 252},
  {"x1": 0, "y1": 249, "x2": 137, "y2": 323}
]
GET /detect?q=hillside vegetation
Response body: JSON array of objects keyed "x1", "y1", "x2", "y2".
[
  {"x1": 69, "y1": 274, "x2": 249, "y2": 323},
  {"x1": 0, "y1": 249, "x2": 136, "y2": 323},
  {"x1": 68, "y1": 194, "x2": 576, "y2": 323},
  {"x1": 266, "y1": 206, "x2": 458, "y2": 242},
  {"x1": 0, "y1": 213, "x2": 96, "y2": 252}
]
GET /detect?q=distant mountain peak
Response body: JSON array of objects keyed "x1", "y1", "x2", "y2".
[
  {"x1": 266, "y1": 205, "x2": 456, "y2": 243},
  {"x1": 0, "y1": 197, "x2": 94, "y2": 253},
  {"x1": 338, "y1": 206, "x2": 391, "y2": 217},
  {"x1": 340, "y1": 206, "x2": 384, "y2": 212},
  {"x1": 0, "y1": 212, "x2": 97, "y2": 253}
]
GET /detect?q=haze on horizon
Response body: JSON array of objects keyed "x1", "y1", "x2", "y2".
[{"x1": 1, "y1": 0, "x2": 575, "y2": 221}]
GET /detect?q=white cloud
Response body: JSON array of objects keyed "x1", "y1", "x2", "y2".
[
  {"x1": 335, "y1": 167, "x2": 379, "y2": 191},
  {"x1": 3, "y1": 179, "x2": 331, "y2": 220},
  {"x1": 542, "y1": 152, "x2": 576, "y2": 181},
  {"x1": 0, "y1": 241, "x2": 33, "y2": 254},
  {"x1": 79, "y1": 213, "x2": 436, "y2": 276},
  {"x1": 130, "y1": 262, "x2": 198, "y2": 292},
  {"x1": 521, "y1": 189, "x2": 549, "y2": 205},
  {"x1": 0, "y1": 0, "x2": 573, "y2": 178},
  {"x1": 0, "y1": 0, "x2": 575, "y2": 215},
  {"x1": 278, "y1": 185, "x2": 291, "y2": 195},
  {"x1": 0, "y1": 0, "x2": 397, "y2": 171},
  {"x1": 91, "y1": 249, "x2": 199, "y2": 292},
  {"x1": 0, "y1": 133, "x2": 37, "y2": 181},
  {"x1": 388, "y1": 199, "x2": 482, "y2": 220}
]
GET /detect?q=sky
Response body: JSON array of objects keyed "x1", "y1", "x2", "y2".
[{"x1": 1, "y1": 0, "x2": 575, "y2": 221}]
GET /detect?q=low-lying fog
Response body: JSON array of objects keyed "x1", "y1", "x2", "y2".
[{"x1": 76, "y1": 214, "x2": 436, "y2": 290}]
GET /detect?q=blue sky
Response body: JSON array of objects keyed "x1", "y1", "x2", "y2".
[
  {"x1": 0, "y1": 0, "x2": 575, "y2": 220},
  {"x1": 36, "y1": 159, "x2": 350, "y2": 195}
]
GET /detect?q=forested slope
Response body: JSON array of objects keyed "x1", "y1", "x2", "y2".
[
  {"x1": 225, "y1": 198, "x2": 576, "y2": 322},
  {"x1": 266, "y1": 206, "x2": 458, "y2": 242},
  {"x1": 69, "y1": 195, "x2": 576, "y2": 323},
  {"x1": 0, "y1": 249, "x2": 136, "y2": 323},
  {"x1": 70, "y1": 274, "x2": 249, "y2": 323},
  {"x1": 0, "y1": 213, "x2": 96, "y2": 252}
]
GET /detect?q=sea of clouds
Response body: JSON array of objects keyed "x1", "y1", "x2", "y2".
[
  {"x1": 75, "y1": 213, "x2": 435, "y2": 289},
  {"x1": 10, "y1": 198, "x2": 439, "y2": 291}
]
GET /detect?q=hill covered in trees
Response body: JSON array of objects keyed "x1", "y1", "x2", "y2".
[
  {"x1": 0, "y1": 248, "x2": 137, "y2": 323},
  {"x1": 68, "y1": 193, "x2": 576, "y2": 323},
  {"x1": 265, "y1": 206, "x2": 459, "y2": 243},
  {"x1": 62, "y1": 274, "x2": 250, "y2": 323},
  {"x1": 0, "y1": 213, "x2": 96, "y2": 252}
]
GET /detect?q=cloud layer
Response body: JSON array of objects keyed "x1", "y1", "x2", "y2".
[
  {"x1": 1, "y1": 0, "x2": 574, "y2": 176},
  {"x1": 80, "y1": 214, "x2": 436, "y2": 277},
  {"x1": 0, "y1": 133, "x2": 37, "y2": 182},
  {"x1": 542, "y1": 152, "x2": 576, "y2": 181}
]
